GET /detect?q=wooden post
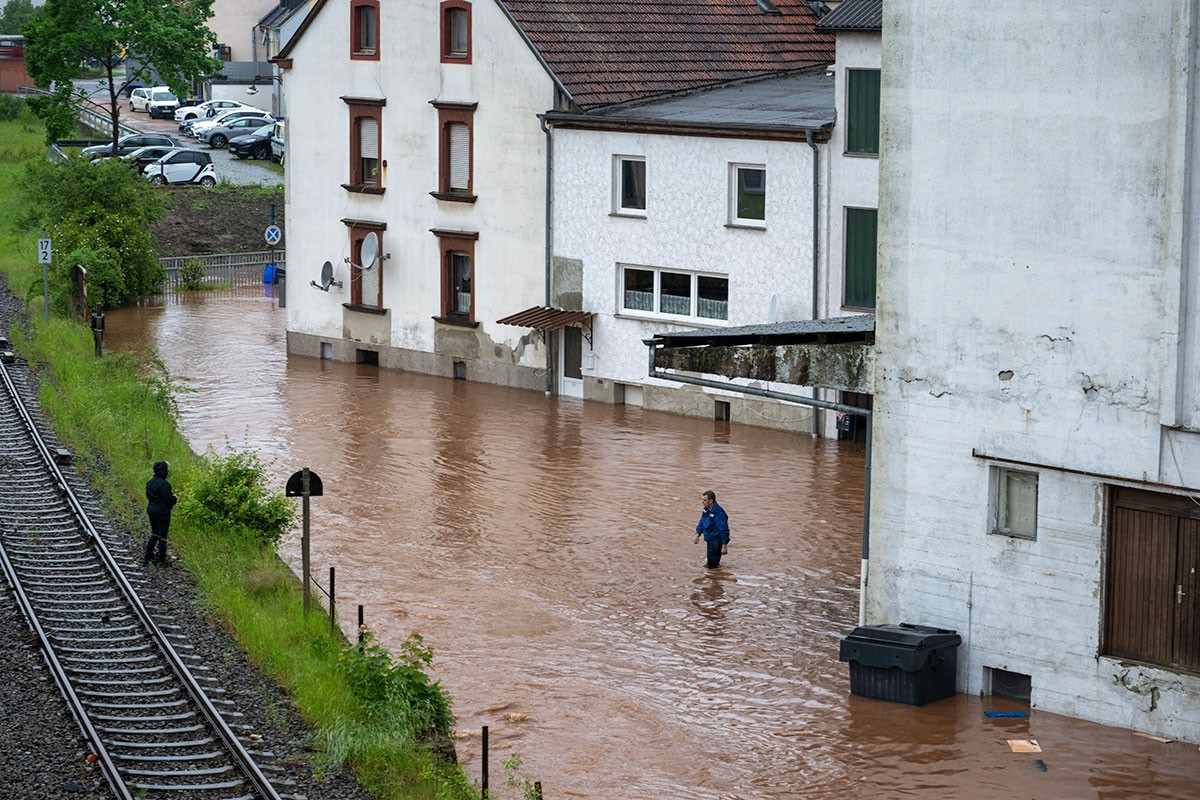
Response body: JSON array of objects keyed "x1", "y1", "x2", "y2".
[
  {"x1": 301, "y1": 467, "x2": 311, "y2": 614},
  {"x1": 481, "y1": 725, "x2": 489, "y2": 798}
]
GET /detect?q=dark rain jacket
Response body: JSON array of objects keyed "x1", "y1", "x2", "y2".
[
  {"x1": 146, "y1": 461, "x2": 178, "y2": 514},
  {"x1": 695, "y1": 502, "x2": 730, "y2": 545}
]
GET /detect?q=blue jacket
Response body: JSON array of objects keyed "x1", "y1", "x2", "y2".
[{"x1": 695, "y1": 502, "x2": 730, "y2": 545}]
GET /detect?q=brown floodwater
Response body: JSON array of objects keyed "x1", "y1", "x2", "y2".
[{"x1": 104, "y1": 288, "x2": 1200, "y2": 800}]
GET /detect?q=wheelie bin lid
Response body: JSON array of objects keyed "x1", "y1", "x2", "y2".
[{"x1": 842, "y1": 623, "x2": 961, "y2": 649}]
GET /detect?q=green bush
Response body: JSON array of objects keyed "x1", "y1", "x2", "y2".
[
  {"x1": 18, "y1": 155, "x2": 166, "y2": 307},
  {"x1": 180, "y1": 256, "x2": 206, "y2": 291},
  {"x1": 338, "y1": 631, "x2": 454, "y2": 738},
  {"x1": 0, "y1": 93, "x2": 24, "y2": 122},
  {"x1": 178, "y1": 447, "x2": 296, "y2": 550}
]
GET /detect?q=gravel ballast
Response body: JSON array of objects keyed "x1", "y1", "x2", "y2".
[{"x1": 0, "y1": 278, "x2": 374, "y2": 800}]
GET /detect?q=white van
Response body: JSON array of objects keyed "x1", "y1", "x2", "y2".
[
  {"x1": 270, "y1": 119, "x2": 285, "y2": 165},
  {"x1": 147, "y1": 87, "x2": 181, "y2": 119}
]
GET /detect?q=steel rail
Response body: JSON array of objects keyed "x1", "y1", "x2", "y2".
[{"x1": 0, "y1": 357, "x2": 283, "y2": 800}]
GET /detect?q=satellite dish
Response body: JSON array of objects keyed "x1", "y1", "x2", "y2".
[
  {"x1": 310, "y1": 260, "x2": 342, "y2": 291},
  {"x1": 359, "y1": 231, "x2": 379, "y2": 271}
]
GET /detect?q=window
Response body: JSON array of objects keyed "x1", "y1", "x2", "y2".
[
  {"x1": 846, "y1": 68, "x2": 881, "y2": 155},
  {"x1": 440, "y1": 0, "x2": 472, "y2": 63},
  {"x1": 351, "y1": 0, "x2": 380, "y2": 60},
  {"x1": 345, "y1": 221, "x2": 386, "y2": 311},
  {"x1": 344, "y1": 98, "x2": 384, "y2": 193},
  {"x1": 729, "y1": 164, "x2": 766, "y2": 226},
  {"x1": 844, "y1": 207, "x2": 877, "y2": 309},
  {"x1": 613, "y1": 156, "x2": 646, "y2": 215},
  {"x1": 991, "y1": 468, "x2": 1037, "y2": 540},
  {"x1": 433, "y1": 229, "x2": 478, "y2": 324},
  {"x1": 1105, "y1": 488, "x2": 1200, "y2": 672},
  {"x1": 433, "y1": 102, "x2": 476, "y2": 201},
  {"x1": 620, "y1": 266, "x2": 728, "y2": 322}
]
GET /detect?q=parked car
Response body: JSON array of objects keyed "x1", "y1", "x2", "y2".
[
  {"x1": 129, "y1": 87, "x2": 151, "y2": 112},
  {"x1": 120, "y1": 145, "x2": 181, "y2": 172},
  {"x1": 123, "y1": 82, "x2": 146, "y2": 98},
  {"x1": 175, "y1": 99, "x2": 254, "y2": 124},
  {"x1": 228, "y1": 123, "x2": 275, "y2": 160},
  {"x1": 196, "y1": 114, "x2": 275, "y2": 149},
  {"x1": 80, "y1": 133, "x2": 181, "y2": 158},
  {"x1": 186, "y1": 109, "x2": 271, "y2": 138},
  {"x1": 147, "y1": 87, "x2": 181, "y2": 119},
  {"x1": 142, "y1": 149, "x2": 216, "y2": 187},
  {"x1": 270, "y1": 119, "x2": 285, "y2": 164}
]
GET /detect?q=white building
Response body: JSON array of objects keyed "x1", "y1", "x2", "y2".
[
  {"x1": 276, "y1": 0, "x2": 834, "y2": 393},
  {"x1": 871, "y1": 1, "x2": 1200, "y2": 741},
  {"x1": 545, "y1": 73, "x2": 835, "y2": 430}
]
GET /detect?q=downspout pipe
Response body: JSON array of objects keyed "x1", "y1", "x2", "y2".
[
  {"x1": 646, "y1": 346, "x2": 871, "y2": 625},
  {"x1": 806, "y1": 128, "x2": 822, "y2": 437},
  {"x1": 540, "y1": 115, "x2": 554, "y2": 395}
]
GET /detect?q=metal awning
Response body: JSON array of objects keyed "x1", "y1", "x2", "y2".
[{"x1": 497, "y1": 306, "x2": 594, "y2": 338}]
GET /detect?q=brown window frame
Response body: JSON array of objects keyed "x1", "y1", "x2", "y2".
[
  {"x1": 432, "y1": 229, "x2": 478, "y2": 326},
  {"x1": 431, "y1": 101, "x2": 476, "y2": 202},
  {"x1": 350, "y1": 0, "x2": 380, "y2": 61},
  {"x1": 343, "y1": 219, "x2": 387, "y2": 313},
  {"x1": 440, "y1": 0, "x2": 472, "y2": 64},
  {"x1": 343, "y1": 97, "x2": 385, "y2": 194}
]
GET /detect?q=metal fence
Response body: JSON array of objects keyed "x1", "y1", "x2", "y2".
[{"x1": 157, "y1": 250, "x2": 285, "y2": 294}]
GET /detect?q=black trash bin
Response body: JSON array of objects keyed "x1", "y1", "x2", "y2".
[{"x1": 838, "y1": 623, "x2": 962, "y2": 706}]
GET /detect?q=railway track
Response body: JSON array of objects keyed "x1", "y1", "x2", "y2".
[{"x1": 0, "y1": 347, "x2": 295, "y2": 800}]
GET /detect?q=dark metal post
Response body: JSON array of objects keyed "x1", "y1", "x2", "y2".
[
  {"x1": 357, "y1": 604, "x2": 364, "y2": 644},
  {"x1": 90, "y1": 306, "x2": 104, "y2": 357},
  {"x1": 481, "y1": 725, "x2": 489, "y2": 798},
  {"x1": 301, "y1": 467, "x2": 311, "y2": 614},
  {"x1": 328, "y1": 566, "x2": 336, "y2": 629}
]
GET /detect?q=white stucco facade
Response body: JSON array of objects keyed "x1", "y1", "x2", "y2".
[
  {"x1": 823, "y1": 30, "x2": 879, "y2": 319},
  {"x1": 210, "y1": 0, "x2": 276, "y2": 62},
  {"x1": 872, "y1": 1, "x2": 1200, "y2": 742},
  {"x1": 282, "y1": 0, "x2": 554, "y2": 387},
  {"x1": 552, "y1": 125, "x2": 825, "y2": 425}
]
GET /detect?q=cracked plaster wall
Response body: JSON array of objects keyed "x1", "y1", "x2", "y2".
[{"x1": 869, "y1": 0, "x2": 1200, "y2": 743}]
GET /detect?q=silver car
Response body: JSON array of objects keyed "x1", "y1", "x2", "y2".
[{"x1": 196, "y1": 114, "x2": 275, "y2": 149}]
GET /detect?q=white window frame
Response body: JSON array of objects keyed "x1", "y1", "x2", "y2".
[
  {"x1": 728, "y1": 163, "x2": 766, "y2": 228},
  {"x1": 990, "y1": 467, "x2": 1038, "y2": 540},
  {"x1": 617, "y1": 264, "x2": 729, "y2": 324},
  {"x1": 612, "y1": 155, "x2": 647, "y2": 217}
]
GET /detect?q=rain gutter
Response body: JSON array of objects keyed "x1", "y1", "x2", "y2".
[
  {"x1": 645, "y1": 344, "x2": 873, "y2": 626},
  {"x1": 806, "y1": 128, "x2": 821, "y2": 436}
]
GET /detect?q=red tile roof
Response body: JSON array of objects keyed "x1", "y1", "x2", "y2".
[{"x1": 501, "y1": 0, "x2": 835, "y2": 110}]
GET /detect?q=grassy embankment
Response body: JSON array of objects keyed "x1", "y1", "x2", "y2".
[{"x1": 0, "y1": 106, "x2": 476, "y2": 800}]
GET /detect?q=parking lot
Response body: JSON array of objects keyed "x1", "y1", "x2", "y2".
[{"x1": 119, "y1": 96, "x2": 282, "y2": 188}]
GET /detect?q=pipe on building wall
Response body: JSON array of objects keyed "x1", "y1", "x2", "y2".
[
  {"x1": 646, "y1": 348, "x2": 872, "y2": 625},
  {"x1": 806, "y1": 128, "x2": 823, "y2": 437},
  {"x1": 540, "y1": 115, "x2": 555, "y2": 395}
]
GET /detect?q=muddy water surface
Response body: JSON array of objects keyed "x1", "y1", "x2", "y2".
[{"x1": 105, "y1": 289, "x2": 1200, "y2": 799}]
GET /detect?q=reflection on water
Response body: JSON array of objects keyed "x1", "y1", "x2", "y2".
[{"x1": 103, "y1": 288, "x2": 1200, "y2": 800}]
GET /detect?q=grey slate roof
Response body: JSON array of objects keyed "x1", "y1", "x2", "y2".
[
  {"x1": 817, "y1": 0, "x2": 882, "y2": 31},
  {"x1": 647, "y1": 314, "x2": 875, "y2": 348},
  {"x1": 210, "y1": 61, "x2": 274, "y2": 84},
  {"x1": 584, "y1": 70, "x2": 834, "y2": 130}
]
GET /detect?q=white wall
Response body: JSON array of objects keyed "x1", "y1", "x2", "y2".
[
  {"x1": 824, "y1": 31, "x2": 880, "y2": 319},
  {"x1": 210, "y1": 0, "x2": 275, "y2": 62},
  {"x1": 284, "y1": 0, "x2": 554, "y2": 370},
  {"x1": 872, "y1": 0, "x2": 1200, "y2": 742},
  {"x1": 554, "y1": 127, "x2": 820, "y2": 387}
]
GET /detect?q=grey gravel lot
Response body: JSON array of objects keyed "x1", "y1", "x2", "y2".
[
  {"x1": 0, "y1": 275, "x2": 369, "y2": 800},
  {"x1": 126, "y1": 101, "x2": 282, "y2": 188}
]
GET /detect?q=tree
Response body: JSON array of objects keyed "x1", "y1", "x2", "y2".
[
  {"x1": 0, "y1": 0, "x2": 36, "y2": 34},
  {"x1": 23, "y1": 0, "x2": 220, "y2": 149}
]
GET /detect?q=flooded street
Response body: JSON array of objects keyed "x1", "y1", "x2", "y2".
[{"x1": 105, "y1": 288, "x2": 1200, "y2": 799}]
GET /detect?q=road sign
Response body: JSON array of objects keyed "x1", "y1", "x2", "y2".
[
  {"x1": 264, "y1": 224, "x2": 282, "y2": 247},
  {"x1": 37, "y1": 238, "x2": 52, "y2": 264}
]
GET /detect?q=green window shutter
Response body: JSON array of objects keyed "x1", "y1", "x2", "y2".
[
  {"x1": 845, "y1": 208, "x2": 878, "y2": 309},
  {"x1": 847, "y1": 69, "x2": 881, "y2": 155}
]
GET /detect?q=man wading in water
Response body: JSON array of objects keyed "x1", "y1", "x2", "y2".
[{"x1": 694, "y1": 490, "x2": 730, "y2": 569}]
